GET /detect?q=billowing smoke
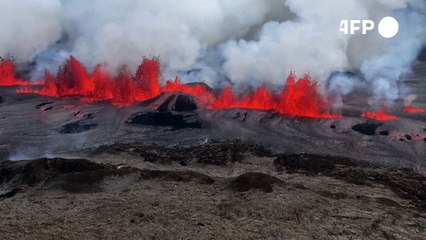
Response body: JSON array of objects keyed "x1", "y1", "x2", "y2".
[
  {"x1": 224, "y1": 0, "x2": 426, "y2": 106},
  {"x1": 32, "y1": 0, "x2": 290, "y2": 84},
  {"x1": 360, "y1": 4, "x2": 426, "y2": 106},
  {"x1": 0, "y1": 0, "x2": 425, "y2": 107},
  {"x1": 0, "y1": 0, "x2": 61, "y2": 62}
]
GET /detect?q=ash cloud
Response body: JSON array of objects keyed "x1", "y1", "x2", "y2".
[{"x1": 0, "y1": 0, "x2": 425, "y2": 107}]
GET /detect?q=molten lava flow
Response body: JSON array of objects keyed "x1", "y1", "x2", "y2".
[
  {"x1": 403, "y1": 104, "x2": 425, "y2": 113},
  {"x1": 0, "y1": 58, "x2": 45, "y2": 87},
  {"x1": 212, "y1": 86, "x2": 233, "y2": 108},
  {"x1": 277, "y1": 74, "x2": 339, "y2": 118},
  {"x1": 57, "y1": 56, "x2": 92, "y2": 96},
  {"x1": 7, "y1": 55, "x2": 341, "y2": 118},
  {"x1": 0, "y1": 58, "x2": 16, "y2": 86},
  {"x1": 162, "y1": 77, "x2": 215, "y2": 104},
  {"x1": 361, "y1": 107, "x2": 398, "y2": 121},
  {"x1": 212, "y1": 74, "x2": 341, "y2": 118},
  {"x1": 18, "y1": 56, "x2": 164, "y2": 106},
  {"x1": 0, "y1": 58, "x2": 34, "y2": 86},
  {"x1": 85, "y1": 65, "x2": 113, "y2": 102},
  {"x1": 212, "y1": 85, "x2": 277, "y2": 110},
  {"x1": 134, "y1": 58, "x2": 161, "y2": 100}
]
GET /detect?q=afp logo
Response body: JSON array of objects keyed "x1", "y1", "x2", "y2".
[{"x1": 340, "y1": 16, "x2": 399, "y2": 38}]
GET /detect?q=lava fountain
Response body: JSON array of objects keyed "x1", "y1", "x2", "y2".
[{"x1": 0, "y1": 56, "x2": 423, "y2": 120}]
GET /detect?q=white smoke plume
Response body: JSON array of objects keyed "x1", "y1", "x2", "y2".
[
  {"x1": 0, "y1": 0, "x2": 425, "y2": 107},
  {"x1": 0, "y1": 0, "x2": 61, "y2": 62},
  {"x1": 360, "y1": 4, "x2": 426, "y2": 106},
  {"x1": 34, "y1": 0, "x2": 290, "y2": 83},
  {"x1": 224, "y1": 0, "x2": 424, "y2": 96}
]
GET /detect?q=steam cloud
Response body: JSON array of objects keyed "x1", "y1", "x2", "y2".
[{"x1": 0, "y1": 0, "x2": 425, "y2": 107}]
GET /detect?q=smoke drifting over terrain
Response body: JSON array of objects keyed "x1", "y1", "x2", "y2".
[{"x1": 0, "y1": 0, "x2": 425, "y2": 106}]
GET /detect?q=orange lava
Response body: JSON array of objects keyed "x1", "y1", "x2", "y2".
[
  {"x1": 3, "y1": 56, "x2": 343, "y2": 119},
  {"x1": 361, "y1": 107, "x2": 398, "y2": 121},
  {"x1": 0, "y1": 58, "x2": 43, "y2": 87},
  {"x1": 403, "y1": 104, "x2": 425, "y2": 113},
  {"x1": 212, "y1": 74, "x2": 341, "y2": 118}
]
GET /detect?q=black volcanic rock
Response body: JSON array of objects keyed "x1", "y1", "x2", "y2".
[
  {"x1": 127, "y1": 112, "x2": 201, "y2": 130},
  {"x1": 352, "y1": 122, "x2": 383, "y2": 136},
  {"x1": 0, "y1": 158, "x2": 212, "y2": 193},
  {"x1": 0, "y1": 96, "x2": 3, "y2": 104},
  {"x1": 173, "y1": 95, "x2": 197, "y2": 112},
  {"x1": 228, "y1": 172, "x2": 282, "y2": 193},
  {"x1": 130, "y1": 94, "x2": 201, "y2": 130},
  {"x1": 0, "y1": 187, "x2": 21, "y2": 199},
  {"x1": 35, "y1": 101, "x2": 53, "y2": 109},
  {"x1": 379, "y1": 130, "x2": 389, "y2": 136},
  {"x1": 0, "y1": 158, "x2": 114, "y2": 187},
  {"x1": 157, "y1": 94, "x2": 198, "y2": 112},
  {"x1": 59, "y1": 113, "x2": 97, "y2": 134},
  {"x1": 60, "y1": 122, "x2": 98, "y2": 134},
  {"x1": 157, "y1": 95, "x2": 176, "y2": 112}
]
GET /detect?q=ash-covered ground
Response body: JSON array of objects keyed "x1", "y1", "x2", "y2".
[
  {"x1": 1, "y1": 143, "x2": 425, "y2": 239},
  {"x1": 0, "y1": 64, "x2": 425, "y2": 239}
]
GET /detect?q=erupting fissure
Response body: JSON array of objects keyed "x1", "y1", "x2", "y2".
[
  {"x1": 361, "y1": 107, "x2": 399, "y2": 121},
  {"x1": 403, "y1": 104, "x2": 425, "y2": 113},
  {"x1": 212, "y1": 74, "x2": 340, "y2": 118},
  {"x1": 0, "y1": 56, "x2": 422, "y2": 120},
  {"x1": 0, "y1": 58, "x2": 43, "y2": 87}
]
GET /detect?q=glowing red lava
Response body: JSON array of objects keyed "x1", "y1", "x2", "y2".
[
  {"x1": 0, "y1": 58, "x2": 43, "y2": 87},
  {"x1": 361, "y1": 107, "x2": 398, "y2": 121},
  {"x1": 212, "y1": 74, "x2": 341, "y2": 118},
  {"x1": 0, "y1": 56, "x2": 365, "y2": 119},
  {"x1": 403, "y1": 104, "x2": 425, "y2": 113}
]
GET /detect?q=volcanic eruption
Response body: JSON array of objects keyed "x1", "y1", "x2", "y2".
[
  {"x1": 0, "y1": 0, "x2": 424, "y2": 121},
  {"x1": 1, "y1": 1, "x2": 426, "y2": 239},
  {"x1": 2, "y1": 56, "x2": 343, "y2": 118},
  {"x1": 0, "y1": 0, "x2": 425, "y2": 188}
]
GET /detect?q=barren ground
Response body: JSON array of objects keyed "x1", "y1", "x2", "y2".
[{"x1": 0, "y1": 142, "x2": 425, "y2": 240}]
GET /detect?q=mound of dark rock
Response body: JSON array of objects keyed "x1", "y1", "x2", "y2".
[
  {"x1": 228, "y1": 172, "x2": 282, "y2": 193},
  {"x1": 0, "y1": 157, "x2": 213, "y2": 196},
  {"x1": 60, "y1": 122, "x2": 98, "y2": 134},
  {"x1": 0, "y1": 158, "x2": 111, "y2": 186},
  {"x1": 173, "y1": 95, "x2": 197, "y2": 112},
  {"x1": 35, "y1": 101, "x2": 53, "y2": 109},
  {"x1": 59, "y1": 113, "x2": 97, "y2": 134},
  {"x1": 158, "y1": 94, "x2": 198, "y2": 112},
  {"x1": 157, "y1": 95, "x2": 176, "y2": 112},
  {"x1": 127, "y1": 112, "x2": 201, "y2": 130},
  {"x1": 352, "y1": 122, "x2": 383, "y2": 135},
  {"x1": 128, "y1": 93, "x2": 202, "y2": 130},
  {"x1": 0, "y1": 158, "x2": 137, "y2": 193}
]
